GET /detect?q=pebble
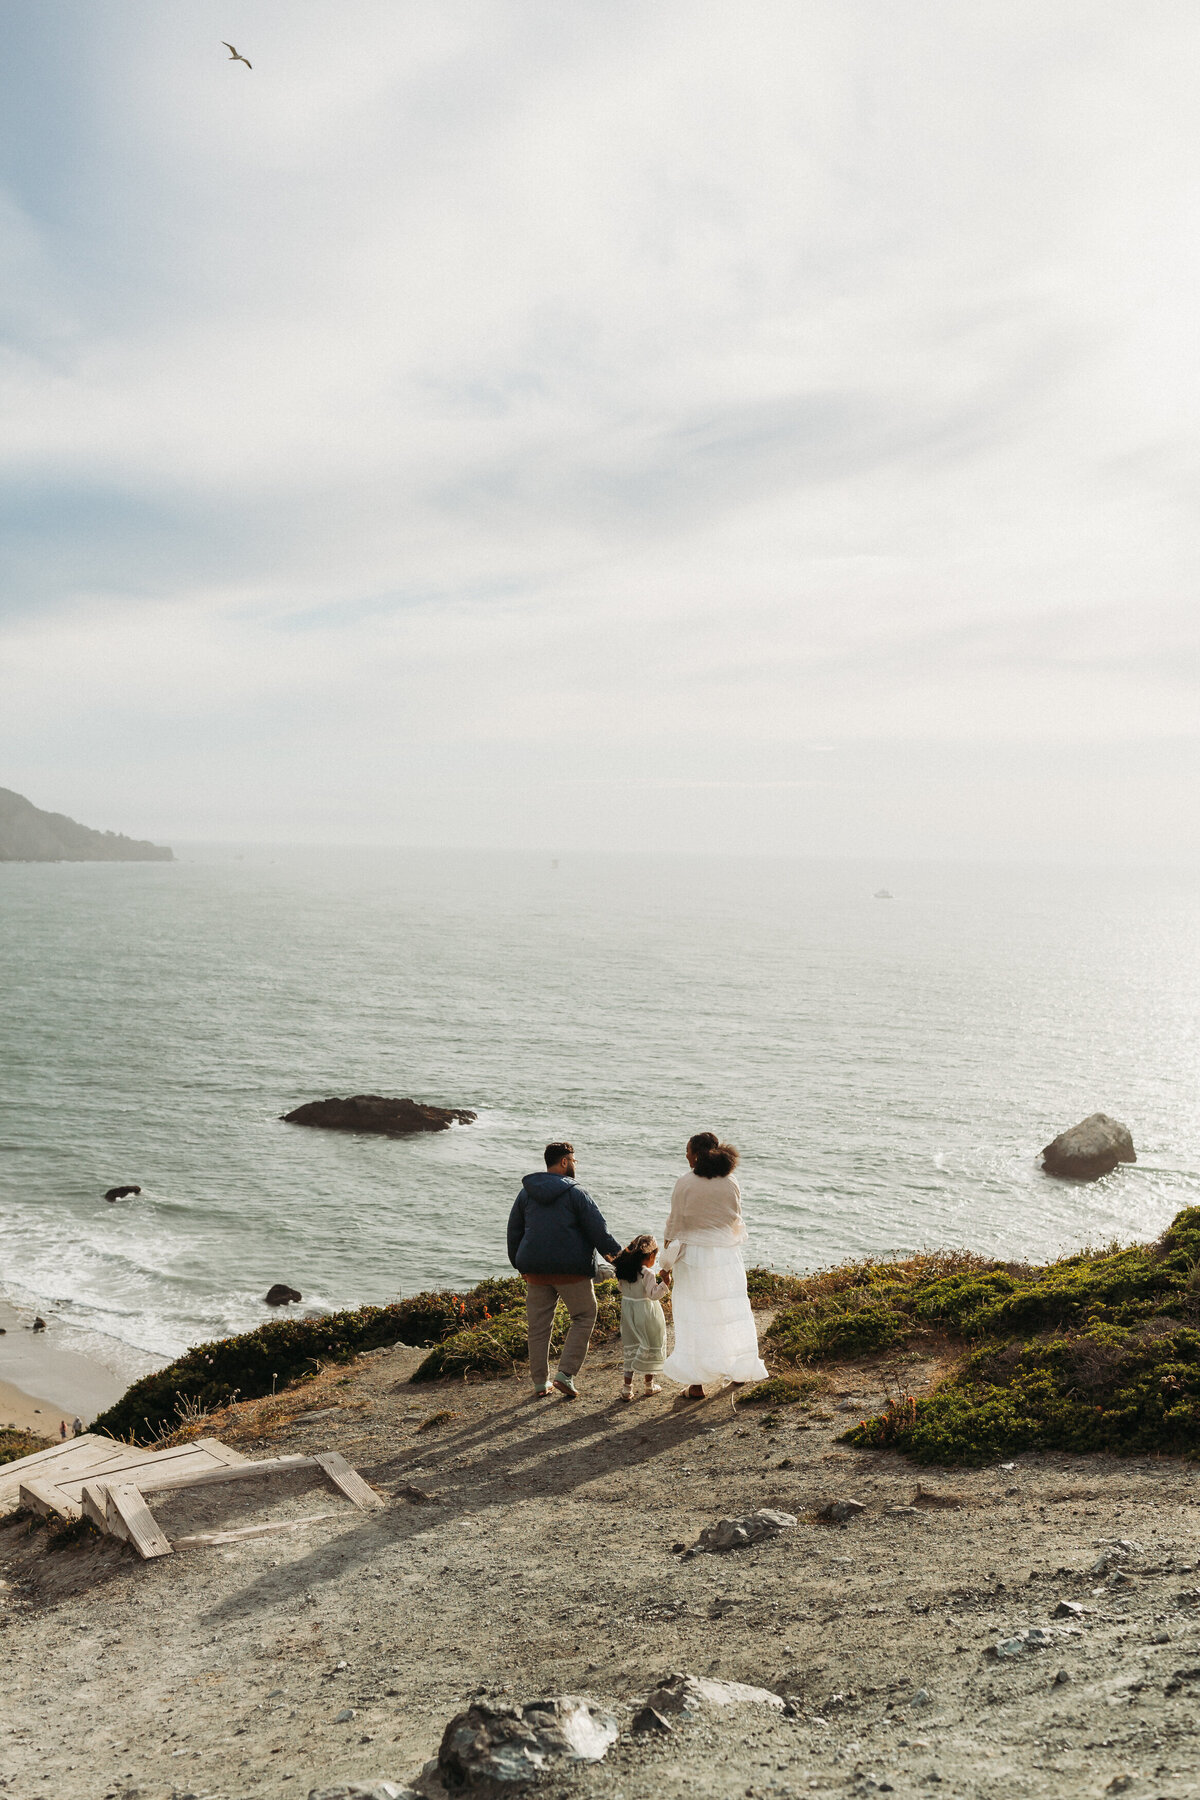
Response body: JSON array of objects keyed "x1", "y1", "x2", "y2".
[{"x1": 333, "y1": 1709, "x2": 357, "y2": 1723}]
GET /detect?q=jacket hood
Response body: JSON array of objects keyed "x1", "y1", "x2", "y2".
[{"x1": 521, "y1": 1171, "x2": 575, "y2": 1205}]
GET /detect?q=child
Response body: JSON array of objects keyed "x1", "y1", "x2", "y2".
[{"x1": 613, "y1": 1233, "x2": 671, "y2": 1400}]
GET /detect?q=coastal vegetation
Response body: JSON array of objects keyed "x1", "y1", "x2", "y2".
[
  {"x1": 765, "y1": 1207, "x2": 1200, "y2": 1463},
  {"x1": 92, "y1": 1210, "x2": 1200, "y2": 1463},
  {"x1": 92, "y1": 1276, "x2": 526, "y2": 1442},
  {"x1": 0, "y1": 1427, "x2": 50, "y2": 1468}
]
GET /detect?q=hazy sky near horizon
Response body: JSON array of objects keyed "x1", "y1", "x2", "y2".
[{"x1": 1, "y1": 1, "x2": 1198, "y2": 857}]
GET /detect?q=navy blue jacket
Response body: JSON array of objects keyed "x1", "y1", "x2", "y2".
[{"x1": 507, "y1": 1171, "x2": 621, "y2": 1278}]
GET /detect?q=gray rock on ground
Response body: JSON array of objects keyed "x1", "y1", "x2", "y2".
[
  {"x1": 1041, "y1": 1113, "x2": 1136, "y2": 1180},
  {"x1": 437, "y1": 1696, "x2": 619, "y2": 1785},
  {"x1": 645, "y1": 1673, "x2": 785, "y2": 1716},
  {"x1": 309, "y1": 1785, "x2": 417, "y2": 1800},
  {"x1": 819, "y1": 1499, "x2": 866, "y2": 1523},
  {"x1": 684, "y1": 1508, "x2": 797, "y2": 1555}
]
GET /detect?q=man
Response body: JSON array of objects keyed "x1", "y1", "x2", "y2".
[{"x1": 507, "y1": 1142, "x2": 621, "y2": 1399}]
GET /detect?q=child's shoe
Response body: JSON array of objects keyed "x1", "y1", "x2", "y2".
[{"x1": 552, "y1": 1372, "x2": 578, "y2": 1399}]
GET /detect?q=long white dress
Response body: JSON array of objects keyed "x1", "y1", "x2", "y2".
[{"x1": 660, "y1": 1172, "x2": 769, "y2": 1388}]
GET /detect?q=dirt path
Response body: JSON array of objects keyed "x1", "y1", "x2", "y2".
[{"x1": 3, "y1": 1337, "x2": 1200, "y2": 1800}]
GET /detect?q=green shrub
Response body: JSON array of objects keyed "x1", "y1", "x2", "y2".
[
  {"x1": 767, "y1": 1294, "x2": 909, "y2": 1364},
  {"x1": 93, "y1": 1275, "x2": 535, "y2": 1443},
  {"x1": 745, "y1": 1268, "x2": 809, "y2": 1310},
  {"x1": 760, "y1": 1208, "x2": 1200, "y2": 1466},
  {"x1": 735, "y1": 1375, "x2": 818, "y2": 1407},
  {"x1": 0, "y1": 1427, "x2": 50, "y2": 1467},
  {"x1": 411, "y1": 1312, "x2": 528, "y2": 1382}
]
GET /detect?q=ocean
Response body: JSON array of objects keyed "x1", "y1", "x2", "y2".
[{"x1": 2, "y1": 848, "x2": 1198, "y2": 1390}]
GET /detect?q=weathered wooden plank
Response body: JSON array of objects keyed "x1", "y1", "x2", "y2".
[
  {"x1": 105, "y1": 1483, "x2": 172, "y2": 1560},
  {"x1": 134, "y1": 1454, "x2": 318, "y2": 1496},
  {"x1": 81, "y1": 1482, "x2": 110, "y2": 1535},
  {"x1": 194, "y1": 1437, "x2": 248, "y2": 1467},
  {"x1": 48, "y1": 1443, "x2": 244, "y2": 1505},
  {"x1": 19, "y1": 1477, "x2": 81, "y2": 1521},
  {"x1": 0, "y1": 1436, "x2": 132, "y2": 1511},
  {"x1": 314, "y1": 1450, "x2": 384, "y2": 1511},
  {"x1": 173, "y1": 1511, "x2": 339, "y2": 1548}
]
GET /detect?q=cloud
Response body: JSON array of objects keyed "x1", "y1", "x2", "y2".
[{"x1": 0, "y1": 1, "x2": 1198, "y2": 855}]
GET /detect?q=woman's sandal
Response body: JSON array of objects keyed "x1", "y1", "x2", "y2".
[
  {"x1": 644, "y1": 1380, "x2": 662, "y2": 1395},
  {"x1": 685, "y1": 1384, "x2": 705, "y2": 1400}
]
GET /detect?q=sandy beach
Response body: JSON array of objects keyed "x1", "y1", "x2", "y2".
[{"x1": 0, "y1": 1296, "x2": 129, "y2": 1436}]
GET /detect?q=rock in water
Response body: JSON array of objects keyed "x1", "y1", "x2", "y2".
[
  {"x1": 264, "y1": 1284, "x2": 302, "y2": 1305},
  {"x1": 438, "y1": 1696, "x2": 618, "y2": 1786},
  {"x1": 281, "y1": 1096, "x2": 477, "y2": 1136},
  {"x1": 104, "y1": 1184, "x2": 142, "y2": 1202},
  {"x1": 1042, "y1": 1113, "x2": 1136, "y2": 1180}
]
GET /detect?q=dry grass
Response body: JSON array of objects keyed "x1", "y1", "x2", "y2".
[{"x1": 148, "y1": 1359, "x2": 355, "y2": 1450}]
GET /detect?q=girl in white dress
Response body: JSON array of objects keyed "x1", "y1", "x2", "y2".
[
  {"x1": 613, "y1": 1233, "x2": 670, "y2": 1401},
  {"x1": 661, "y1": 1132, "x2": 769, "y2": 1399}
]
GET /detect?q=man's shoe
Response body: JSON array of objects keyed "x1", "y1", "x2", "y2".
[
  {"x1": 531, "y1": 1380, "x2": 553, "y2": 1397},
  {"x1": 552, "y1": 1372, "x2": 578, "y2": 1399}
]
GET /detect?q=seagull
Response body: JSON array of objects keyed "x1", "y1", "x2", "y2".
[{"x1": 223, "y1": 42, "x2": 252, "y2": 68}]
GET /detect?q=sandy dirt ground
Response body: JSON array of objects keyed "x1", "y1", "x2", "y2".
[{"x1": 2, "y1": 1328, "x2": 1200, "y2": 1800}]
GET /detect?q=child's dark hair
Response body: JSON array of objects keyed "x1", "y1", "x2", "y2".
[
  {"x1": 688, "y1": 1130, "x2": 739, "y2": 1178},
  {"x1": 614, "y1": 1233, "x2": 658, "y2": 1284}
]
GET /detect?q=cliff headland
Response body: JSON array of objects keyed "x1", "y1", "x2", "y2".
[{"x1": 0, "y1": 786, "x2": 173, "y2": 862}]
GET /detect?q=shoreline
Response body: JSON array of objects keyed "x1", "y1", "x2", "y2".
[{"x1": 0, "y1": 1296, "x2": 129, "y2": 1432}]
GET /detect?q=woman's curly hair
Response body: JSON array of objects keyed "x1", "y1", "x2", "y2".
[{"x1": 688, "y1": 1130, "x2": 739, "y2": 1178}]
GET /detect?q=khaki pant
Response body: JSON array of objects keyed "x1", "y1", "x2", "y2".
[{"x1": 525, "y1": 1279, "x2": 598, "y2": 1384}]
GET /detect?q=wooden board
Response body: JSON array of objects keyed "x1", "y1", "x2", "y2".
[
  {"x1": 104, "y1": 1482, "x2": 172, "y2": 1560},
  {"x1": 30, "y1": 1441, "x2": 249, "y2": 1515},
  {"x1": 133, "y1": 1453, "x2": 318, "y2": 1495},
  {"x1": 19, "y1": 1476, "x2": 82, "y2": 1522},
  {"x1": 173, "y1": 1511, "x2": 339, "y2": 1549},
  {"x1": 0, "y1": 1435, "x2": 145, "y2": 1515},
  {"x1": 314, "y1": 1450, "x2": 384, "y2": 1510}
]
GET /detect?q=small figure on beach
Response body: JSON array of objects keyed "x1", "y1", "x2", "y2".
[
  {"x1": 59, "y1": 1419, "x2": 67, "y2": 1439},
  {"x1": 661, "y1": 1131, "x2": 768, "y2": 1399},
  {"x1": 72, "y1": 1417, "x2": 84, "y2": 1437},
  {"x1": 613, "y1": 1233, "x2": 669, "y2": 1400},
  {"x1": 508, "y1": 1142, "x2": 621, "y2": 1400}
]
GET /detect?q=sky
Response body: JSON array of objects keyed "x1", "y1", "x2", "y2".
[{"x1": 0, "y1": 1, "x2": 1198, "y2": 858}]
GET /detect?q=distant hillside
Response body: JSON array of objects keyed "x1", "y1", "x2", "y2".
[{"x1": 0, "y1": 787, "x2": 173, "y2": 862}]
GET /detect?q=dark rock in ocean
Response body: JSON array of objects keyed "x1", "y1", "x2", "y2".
[
  {"x1": 0, "y1": 786, "x2": 172, "y2": 862},
  {"x1": 31, "y1": 1317, "x2": 46, "y2": 1333},
  {"x1": 1042, "y1": 1113, "x2": 1137, "y2": 1180},
  {"x1": 104, "y1": 1184, "x2": 142, "y2": 1202},
  {"x1": 265, "y1": 1284, "x2": 302, "y2": 1306},
  {"x1": 281, "y1": 1096, "x2": 477, "y2": 1136}
]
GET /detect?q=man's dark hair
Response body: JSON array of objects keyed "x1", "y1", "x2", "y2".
[{"x1": 544, "y1": 1141, "x2": 574, "y2": 1169}]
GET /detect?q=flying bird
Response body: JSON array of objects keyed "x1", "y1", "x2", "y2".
[{"x1": 223, "y1": 42, "x2": 252, "y2": 68}]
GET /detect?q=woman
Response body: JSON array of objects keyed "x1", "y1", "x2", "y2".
[{"x1": 661, "y1": 1131, "x2": 769, "y2": 1398}]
